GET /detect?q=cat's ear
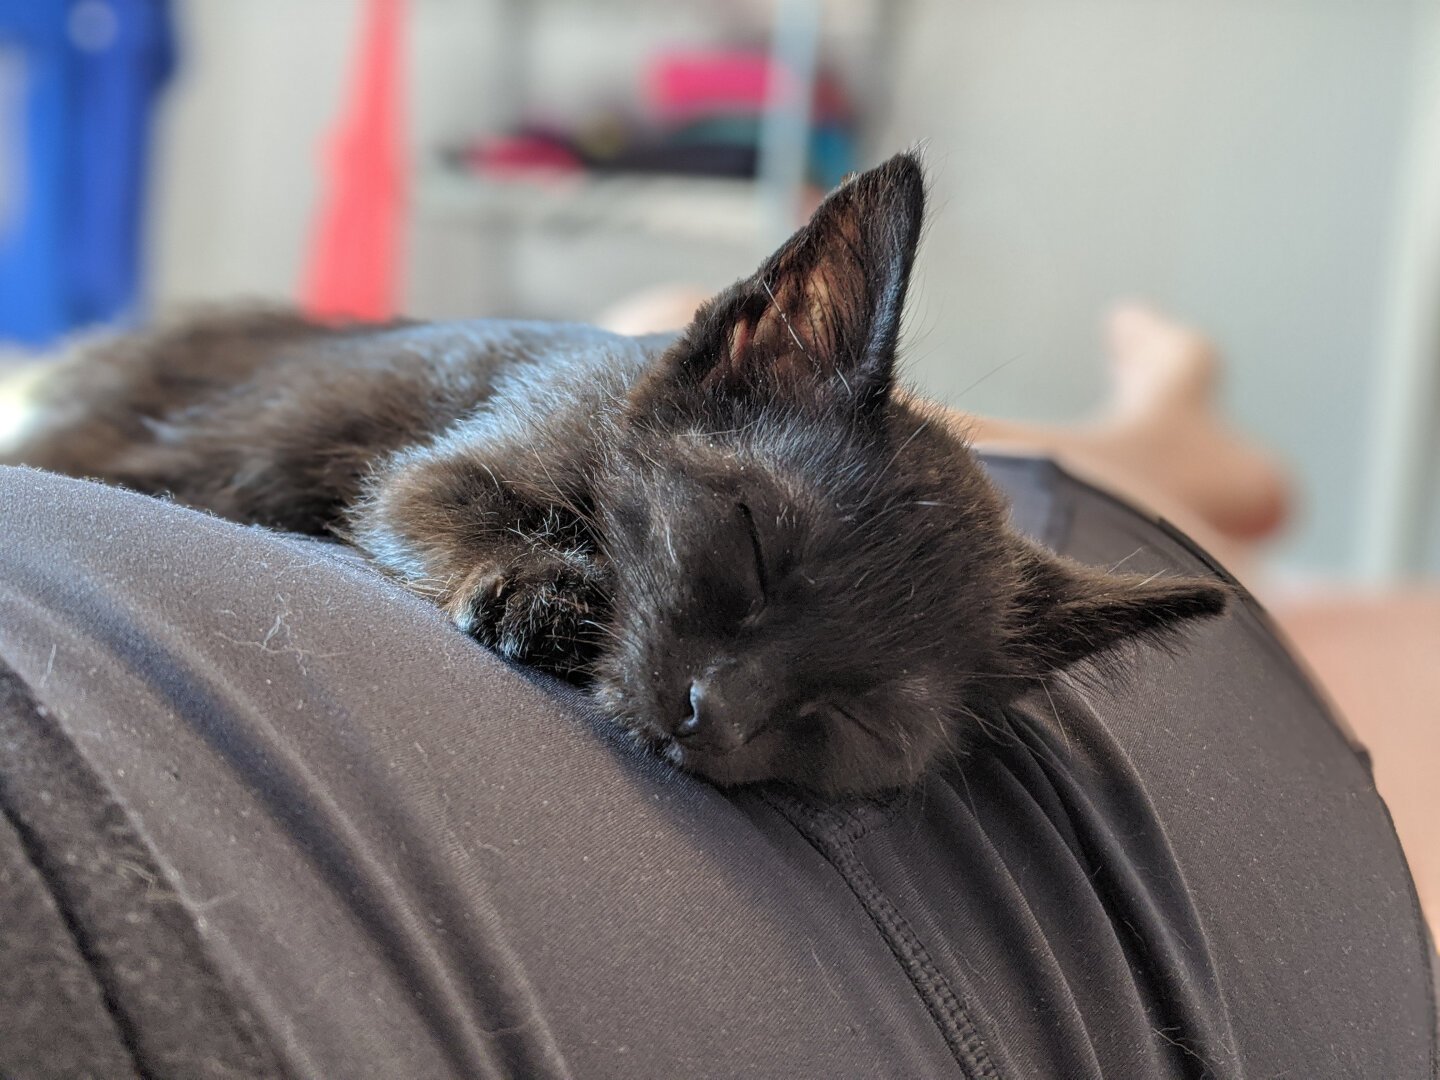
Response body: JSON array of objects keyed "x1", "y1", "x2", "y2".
[
  {"x1": 668, "y1": 152, "x2": 925, "y2": 414},
  {"x1": 998, "y1": 543, "x2": 1230, "y2": 688}
]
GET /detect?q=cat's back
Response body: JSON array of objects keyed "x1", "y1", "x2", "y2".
[
  {"x1": 12, "y1": 311, "x2": 648, "y2": 444},
  {"x1": 4, "y1": 310, "x2": 659, "y2": 530}
]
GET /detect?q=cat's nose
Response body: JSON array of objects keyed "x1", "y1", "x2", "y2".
[
  {"x1": 677, "y1": 680, "x2": 707, "y2": 738},
  {"x1": 676, "y1": 673, "x2": 748, "y2": 752}
]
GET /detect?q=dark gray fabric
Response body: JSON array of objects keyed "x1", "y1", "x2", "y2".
[
  {"x1": 0, "y1": 461, "x2": 1434, "y2": 1079},
  {"x1": 0, "y1": 664, "x2": 279, "y2": 1080},
  {"x1": 0, "y1": 758, "x2": 141, "y2": 1080}
]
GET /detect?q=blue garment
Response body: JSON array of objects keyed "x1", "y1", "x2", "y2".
[{"x1": 0, "y1": 0, "x2": 174, "y2": 346}]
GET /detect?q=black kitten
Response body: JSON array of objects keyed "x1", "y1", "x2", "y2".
[{"x1": 4, "y1": 153, "x2": 1227, "y2": 795}]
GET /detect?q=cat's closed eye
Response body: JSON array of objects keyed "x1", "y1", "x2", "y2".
[
  {"x1": 798, "y1": 698, "x2": 876, "y2": 733},
  {"x1": 735, "y1": 501, "x2": 768, "y2": 614}
]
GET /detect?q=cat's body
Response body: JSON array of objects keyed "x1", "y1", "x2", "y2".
[
  {"x1": 11, "y1": 312, "x2": 638, "y2": 534},
  {"x1": 4, "y1": 154, "x2": 1227, "y2": 795}
]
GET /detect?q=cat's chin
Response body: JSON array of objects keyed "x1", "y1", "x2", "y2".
[
  {"x1": 616, "y1": 715, "x2": 774, "y2": 790},
  {"x1": 591, "y1": 662, "x2": 934, "y2": 796},
  {"x1": 658, "y1": 739, "x2": 771, "y2": 790}
]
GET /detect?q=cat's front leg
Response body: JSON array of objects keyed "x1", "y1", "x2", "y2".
[
  {"x1": 445, "y1": 539, "x2": 609, "y2": 677},
  {"x1": 349, "y1": 443, "x2": 610, "y2": 678}
]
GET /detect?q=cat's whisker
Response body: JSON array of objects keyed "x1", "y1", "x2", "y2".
[
  {"x1": 1040, "y1": 679, "x2": 1072, "y2": 758},
  {"x1": 955, "y1": 703, "x2": 1023, "y2": 753},
  {"x1": 1108, "y1": 546, "x2": 1146, "y2": 574},
  {"x1": 951, "y1": 352, "x2": 1027, "y2": 403},
  {"x1": 852, "y1": 419, "x2": 932, "y2": 509}
]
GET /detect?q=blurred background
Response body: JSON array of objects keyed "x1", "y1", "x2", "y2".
[{"x1": 1, "y1": 0, "x2": 1438, "y2": 585}]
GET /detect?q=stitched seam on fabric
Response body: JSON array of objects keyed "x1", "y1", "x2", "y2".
[
  {"x1": 800, "y1": 791, "x2": 907, "y2": 845},
  {"x1": 826, "y1": 834, "x2": 1001, "y2": 1080},
  {"x1": 767, "y1": 794, "x2": 1002, "y2": 1080}
]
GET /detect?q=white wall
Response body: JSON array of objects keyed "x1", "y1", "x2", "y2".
[
  {"x1": 879, "y1": 0, "x2": 1431, "y2": 576},
  {"x1": 1362, "y1": 0, "x2": 1440, "y2": 577},
  {"x1": 148, "y1": 0, "x2": 353, "y2": 305}
]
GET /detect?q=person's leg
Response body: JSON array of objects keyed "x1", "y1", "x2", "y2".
[
  {"x1": 943, "y1": 308, "x2": 1440, "y2": 933},
  {"x1": 940, "y1": 308, "x2": 1440, "y2": 930},
  {"x1": 0, "y1": 467, "x2": 963, "y2": 1079},
  {"x1": 955, "y1": 305, "x2": 1290, "y2": 563}
]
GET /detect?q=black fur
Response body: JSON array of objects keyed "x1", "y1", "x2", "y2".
[{"x1": 4, "y1": 153, "x2": 1227, "y2": 795}]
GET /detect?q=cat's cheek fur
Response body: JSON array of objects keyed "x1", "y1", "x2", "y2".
[
  {"x1": 599, "y1": 656, "x2": 960, "y2": 795},
  {"x1": 800, "y1": 680, "x2": 960, "y2": 796}
]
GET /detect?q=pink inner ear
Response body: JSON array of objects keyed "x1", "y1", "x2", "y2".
[
  {"x1": 711, "y1": 282, "x2": 834, "y2": 392},
  {"x1": 704, "y1": 316, "x2": 757, "y2": 389},
  {"x1": 712, "y1": 244, "x2": 858, "y2": 391},
  {"x1": 756, "y1": 255, "x2": 850, "y2": 365},
  {"x1": 727, "y1": 318, "x2": 755, "y2": 368}
]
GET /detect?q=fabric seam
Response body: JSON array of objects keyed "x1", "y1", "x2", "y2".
[{"x1": 764, "y1": 791, "x2": 1003, "y2": 1080}]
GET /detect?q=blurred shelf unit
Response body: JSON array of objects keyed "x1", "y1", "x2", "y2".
[
  {"x1": 415, "y1": 169, "x2": 768, "y2": 249},
  {"x1": 407, "y1": 0, "x2": 906, "y2": 317}
]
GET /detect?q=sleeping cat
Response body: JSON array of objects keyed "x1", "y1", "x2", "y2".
[{"x1": 4, "y1": 152, "x2": 1227, "y2": 795}]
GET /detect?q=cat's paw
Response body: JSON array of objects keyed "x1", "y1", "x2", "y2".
[{"x1": 446, "y1": 552, "x2": 608, "y2": 677}]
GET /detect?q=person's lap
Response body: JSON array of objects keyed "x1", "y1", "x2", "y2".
[{"x1": 0, "y1": 464, "x2": 1432, "y2": 1079}]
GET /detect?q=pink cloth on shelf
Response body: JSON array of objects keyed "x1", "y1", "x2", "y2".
[{"x1": 646, "y1": 49, "x2": 849, "y2": 125}]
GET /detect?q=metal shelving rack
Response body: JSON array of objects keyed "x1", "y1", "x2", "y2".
[{"x1": 408, "y1": 0, "x2": 901, "y2": 318}]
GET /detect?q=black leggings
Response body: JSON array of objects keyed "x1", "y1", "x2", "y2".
[{"x1": 0, "y1": 461, "x2": 1434, "y2": 1079}]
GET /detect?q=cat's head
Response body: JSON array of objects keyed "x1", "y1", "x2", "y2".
[{"x1": 592, "y1": 152, "x2": 1227, "y2": 796}]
